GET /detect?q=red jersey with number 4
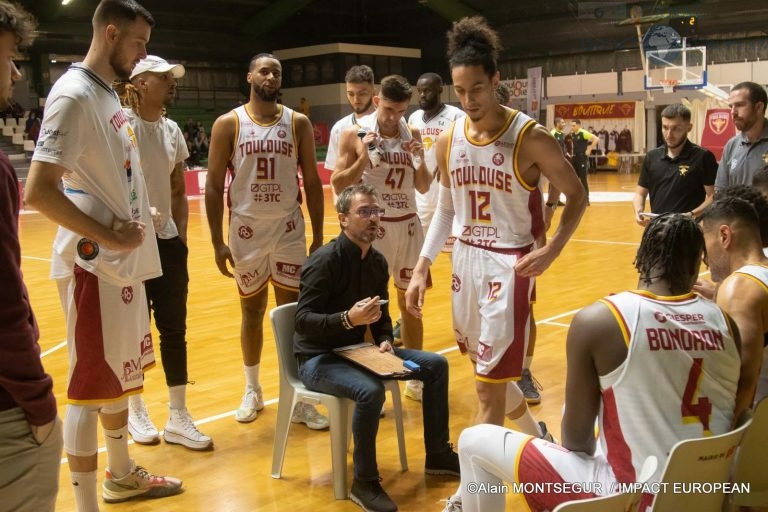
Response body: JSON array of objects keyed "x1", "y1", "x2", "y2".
[
  {"x1": 597, "y1": 290, "x2": 739, "y2": 485},
  {"x1": 446, "y1": 108, "x2": 545, "y2": 250}
]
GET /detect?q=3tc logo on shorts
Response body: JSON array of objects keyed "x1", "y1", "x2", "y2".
[
  {"x1": 451, "y1": 274, "x2": 462, "y2": 292},
  {"x1": 276, "y1": 261, "x2": 299, "y2": 278},
  {"x1": 238, "y1": 225, "x2": 254, "y2": 239},
  {"x1": 376, "y1": 226, "x2": 386, "y2": 240},
  {"x1": 477, "y1": 341, "x2": 493, "y2": 362},
  {"x1": 121, "y1": 286, "x2": 134, "y2": 305}
]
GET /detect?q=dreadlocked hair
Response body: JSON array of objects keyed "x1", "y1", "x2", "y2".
[
  {"x1": 113, "y1": 80, "x2": 141, "y2": 111},
  {"x1": 633, "y1": 213, "x2": 704, "y2": 295},
  {"x1": 446, "y1": 16, "x2": 500, "y2": 77}
]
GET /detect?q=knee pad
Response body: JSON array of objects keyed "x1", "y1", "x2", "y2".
[
  {"x1": 99, "y1": 398, "x2": 128, "y2": 416},
  {"x1": 505, "y1": 381, "x2": 526, "y2": 416},
  {"x1": 64, "y1": 404, "x2": 100, "y2": 457}
]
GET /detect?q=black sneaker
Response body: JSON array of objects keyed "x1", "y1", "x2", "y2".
[
  {"x1": 517, "y1": 369, "x2": 542, "y2": 405},
  {"x1": 349, "y1": 478, "x2": 398, "y2": 512},
  {"x1": 425, "y1": 445, "x2": 460, "y2": 477},
  {"x1": 538, "y1": 421, "x2": 557, "y2": 444}
]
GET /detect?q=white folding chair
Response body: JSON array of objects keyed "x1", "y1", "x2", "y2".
[
  {"x1": 553, "y1": 456, "x2": 657, "y2": 512},
  {"x1": 650, "y1": 417, "x2": 752, "y2": 511},
  {"x1": 270, "y1": 302, "x2": 407, "y2": 500},
  {"x1": 724, "y1": 398, "x2": 768, "y2": 510}
]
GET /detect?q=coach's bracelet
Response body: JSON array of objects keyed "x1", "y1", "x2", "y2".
[{"x1": 341, "y1": 310, "x2": 354, "y2": 330}]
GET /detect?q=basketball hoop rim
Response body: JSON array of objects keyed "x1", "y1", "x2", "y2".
[{"x1": 660, "y1": 79, "x2": 679, "y2": 93}]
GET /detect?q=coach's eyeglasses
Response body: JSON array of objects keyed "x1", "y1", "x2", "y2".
[{"x1": 356, "y1": 207, "x2": 385, "y2": 218}]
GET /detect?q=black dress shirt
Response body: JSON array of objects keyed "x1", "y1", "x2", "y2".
[{"x1": 294, "y1": 232, "x2": 393, "y2": 356}]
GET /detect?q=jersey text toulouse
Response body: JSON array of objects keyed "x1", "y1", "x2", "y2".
[
  {"x1": 228, "y1": 104, "x2": 301, "y2": 220},
  {"x1": 447, "y1": 108, "x2": 544, "y2": 249},
  {"x1": 597, "y1": 290, "x2": 739, "y2": 485}
]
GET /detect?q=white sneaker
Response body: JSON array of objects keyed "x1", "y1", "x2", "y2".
[
  {"x1": 235, "y1": 386, "x2": 264, "y2": 423},
  {"x1": 163, "y1": 408, "x2": 213, "y2": 450},
  {"x1": 404, "y1": 380, "x2": 423, "y2": 402},
  {"x1": 441, "y1": 495, "x2": 463, "y2": 512},
  {"x1": 128, "y1": 396, "x2": 159, "y2": 445},
  {"x1": 291, "y1": 402, "x2": 330, "y2": 430}
]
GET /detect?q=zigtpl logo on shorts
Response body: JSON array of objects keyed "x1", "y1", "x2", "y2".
[
  {"x1": 121, "y1": 286, "x2": 134, "y2": 304},
  {"x1": 238, "y1": 225, "x2": 253, "y2": 239},
  {"x1": 451, "y1": 273, "x2": 461, "y2": 292}
]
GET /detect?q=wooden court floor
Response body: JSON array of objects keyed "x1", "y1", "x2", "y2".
[{"x1": 19, "y1": 171, "x2": 654, "y2": 511}]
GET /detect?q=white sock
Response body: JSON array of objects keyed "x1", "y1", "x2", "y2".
[
  {"x1": 524, "y1": 356, "x2": 533, "y2": 370},
  {"x1": 244, "y1": 364, "x2": 260, "y2": 390},
  {"x1": 128, "y1": 394, "x2": 143, "y2": 410},
  {"x1": 512, "y1": 409, "x2": 543, "y2": 437},
  {"x1": 103, "y1": 426, "x2": 131, "y2": 477},
  {"x1": 71, "y1": 470, "x2": 99, "y2": 512},
  {"x1": 168, "y1": 385, "x2": 186, "y2": 410}
]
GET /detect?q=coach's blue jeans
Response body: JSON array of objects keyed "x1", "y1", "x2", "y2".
[{"x1": 298, "y1": 348, "x2": 450, "y2": 481}]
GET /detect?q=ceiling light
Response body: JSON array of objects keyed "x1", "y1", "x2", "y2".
[{"x1": 61, "y1": 0, "x2": 72, "y2": 5}]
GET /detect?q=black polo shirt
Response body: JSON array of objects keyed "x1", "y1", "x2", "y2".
[
  {"x1": 638, "y1": 139, "x2": 717, "y2": 213},
  {"x1": 294, "y1": 231, "x2": 393, "y2": 356}
]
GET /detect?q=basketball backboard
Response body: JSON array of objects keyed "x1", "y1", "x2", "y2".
[{"x1": 644, "y1": 46, "x2": 707, "y2": 91}]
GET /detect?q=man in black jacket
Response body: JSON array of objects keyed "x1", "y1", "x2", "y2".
[{"x1": 294, "y1": 183, "x2": 458, "y2": 512}]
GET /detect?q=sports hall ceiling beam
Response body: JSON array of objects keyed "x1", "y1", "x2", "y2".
[
  {"x1": 417, "y1": 0, "x2": 479, "y2": 22},
  {"x1": 239, "y1": 0, "x2": 315, "y2": 36}
]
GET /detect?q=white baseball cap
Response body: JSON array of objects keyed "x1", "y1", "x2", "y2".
[{"x1": 130, "y1": 55, "x2": 185, "y2": 80}]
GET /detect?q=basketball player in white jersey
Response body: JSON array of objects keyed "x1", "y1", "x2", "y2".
[
  {"x1": 325, "y1": 65, "x2": 376, "y2": 192},
  {"x1": 25, "y1": 1, "x2": 183, "y2": 509},
  {"x1": 117, "y1": 55, "x2": 212, "y2": 450},
  {"x1": 408, "y1": 72, "x2": 462, "y2": 234},
  {"x1": 332, "y1": 75, "x2": 430, "y2": 400},
  {"x1": 699, "y1": 194, "x2": 768, "y2": 410},
  {"x1": 406, "y1": 17, "x2": 586, "y2": 437},
  {"x1": 206, "y1": 53, "x2": 327, "y2": 429},
  {"x1": 444, "y1": 214, "x2": 745, "y2": 512}
]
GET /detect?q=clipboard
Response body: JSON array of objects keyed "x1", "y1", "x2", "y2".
[{"x1": 333, "y1": 342, "x2": 414, "y2": 378}]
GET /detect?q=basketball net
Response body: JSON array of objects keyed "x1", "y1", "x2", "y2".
[{"x1": 660, "y1": 79, "x2": 678, "y2": 94}]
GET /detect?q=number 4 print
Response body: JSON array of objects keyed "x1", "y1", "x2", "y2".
[{"x1": 681, "y1": 357, "x2": 712, "y2": 432}]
